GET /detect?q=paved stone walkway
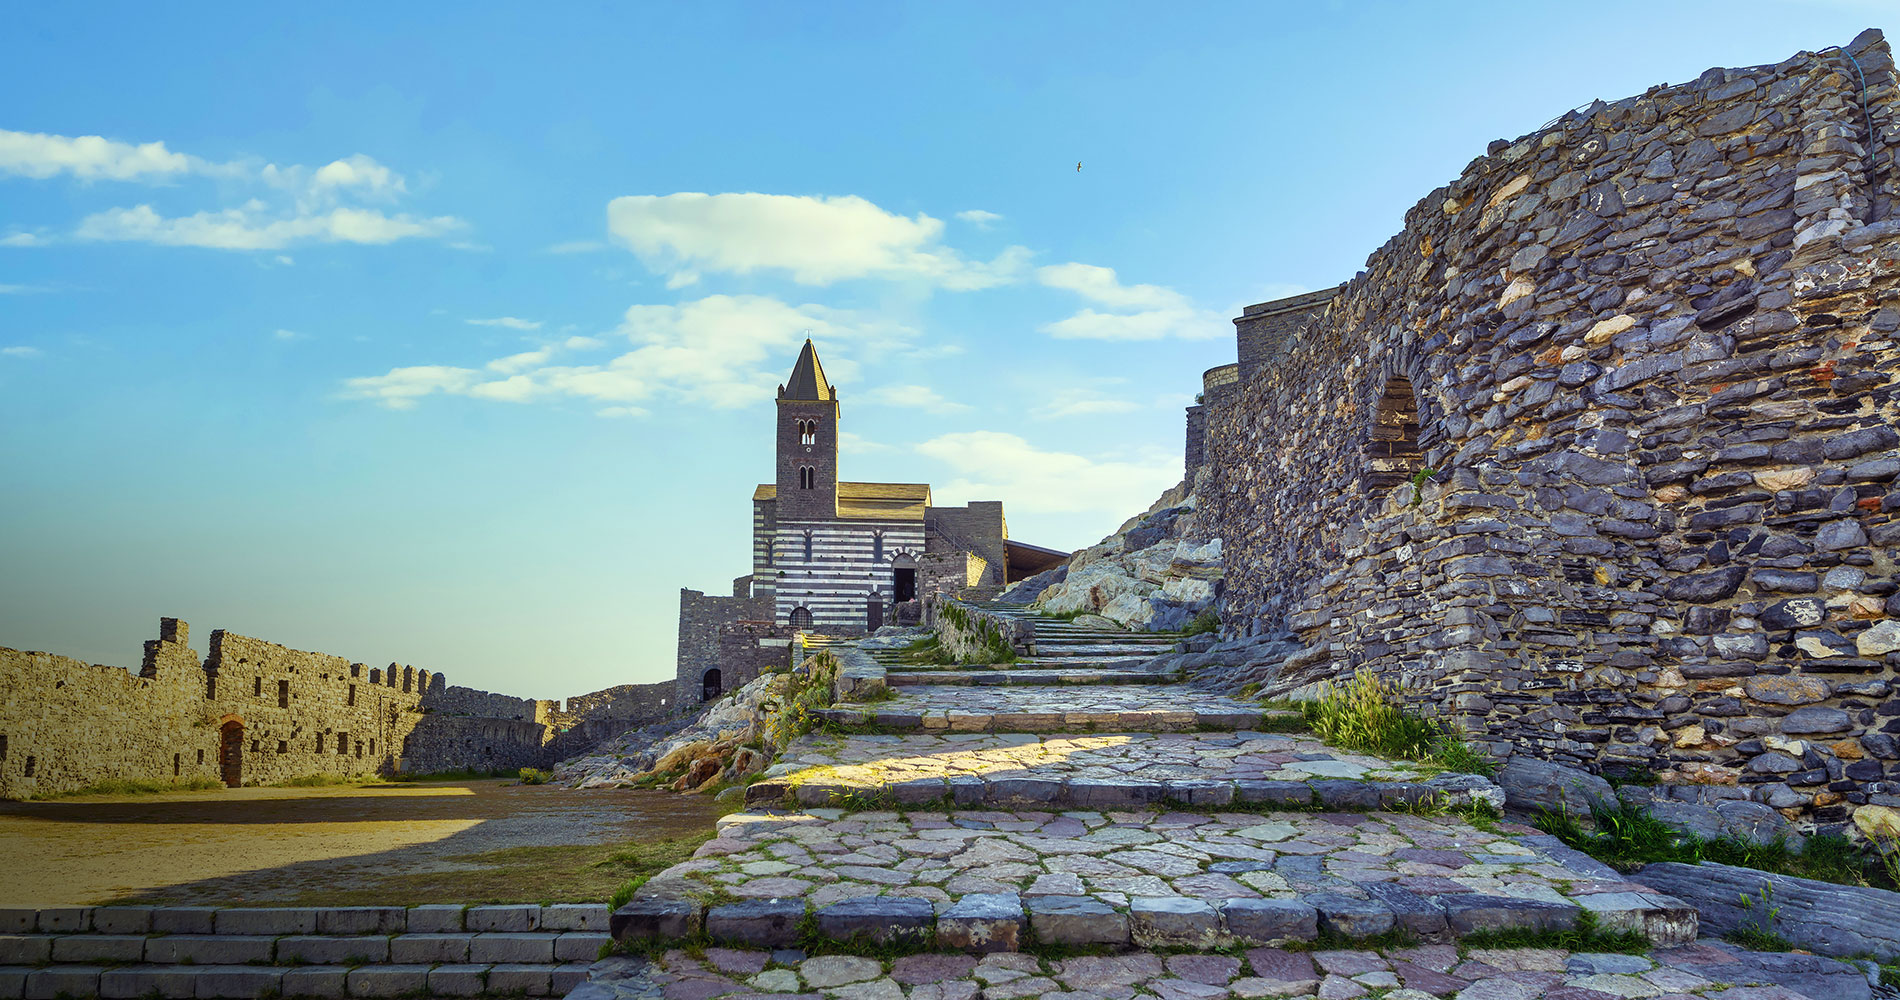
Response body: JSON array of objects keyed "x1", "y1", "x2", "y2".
[
  {"x1": 572, "y1": 943, "x2": 1877, "y2": 1000},
  {"x1": 747, "y1": 733, "x2": 1497, "y2": 811},
  {"x1": 812, "y1": 685, "x2": 1275, "y2": 733}
]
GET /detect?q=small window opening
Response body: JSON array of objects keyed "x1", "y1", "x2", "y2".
[
  {"x1": 1366, "y1": 375, "x2": 1424, "y2": 491},
  {"x1": 250, "y1": 740, "x2": 259, "y2": 754},
  {"x1": 369, "y1": 738, "x2": 375, "y2": 755},
  {"x1": 800, "y1": 420, "x2": 816, "y2": 445},
  {"x1": 278, "y1": 679, "x2": 290, "y2": 708},
  {"x1": 196, "y1": 749, "x2": 204, "y2": 765},
  {"x1": 277, "y1": 740, "x2": 287, "y2": 754},
  {"x1": 315, "y1": 734, "x2": 325, "y2": 753},
  {"x1": 253, "y1": 677, "x2": 262, "y2": 697},
  {"x1": 205, "y1": 675, "x2": 216, "y2": 699},
  {"x1": 337, "y1": 733, "x2": 349, "y2": 755},
  {"x1": 803, "y1": 531, "x2": 814, "y2": 561},
  {"x1": 355, "y1": 741, "x2": 363, "y2": 759},
  {"x1": 347, "y1": 684, "x2": 356, "y2": 707},
  {"x1": 873, "y1": 531, "x2": 884, "y2": 562},
  {"x1": 173, "y1": 753, "x2": 181, "y2": 776},
  {"x1": 0, "y1": 734, "x2": 6, "y2": 760},
  {"x1": 799, "y1": 466, "x2": 814, "y2": 490},
  {"x1": 24, "y1": 755, "x2": 36, "y2": 777}
]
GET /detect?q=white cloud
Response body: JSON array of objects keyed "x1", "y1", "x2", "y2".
[
  {"x1": 839, "y1": 431, "x2": 896, "y2": 455},
  {"x1": 1031, "y1": 383, "x2": 1140, "y2": 419},
  {"x1": 308, "y1": 154, "x2": 405, "y2": 199},
  {"x1": 0, "y1": 283, "x2": 46, "y2": 294},
  {"x1": 274, "y1": 255, "x2": 294, "y2": 266},
  {"x1": 1, "y1": 231, "x2": 48, "y2": 247},
  {"x1": 862, "y1": 384, "x2": 972, "y2": 414},
  {"x1": 344, "y1": 293, "x2": 914, "y2": 414},
  {"x1": 1037, "y1": 262, "x2": 1223, "y2": 341},
  {"x1": 466, "y1": 316, "x2": 543, "y2": 331},
  {"x1": 75, "y1": 204, "x2": 462, "y2": 250},
  {"x1": 2, "y1": 346, "x2": 45, "y2": 358},
  {"x1": 607, "y1": 192, "x2": 1030, "y2": 289},
  {"x1": 916, "y1": 431, "x2": 1178, "y2": 516},
  {"x1": 0, "y1": 129, "x2": 193, "y2": 181},
  {"x1": 595, "y1": 405, "x2": 650, "y2": 418},
  {"x1": 956, "y1": 209, "x2": 1003, "y2": 228},
  {"x1": 272, "y1": 328, "x2": 305, "y2": 341}
]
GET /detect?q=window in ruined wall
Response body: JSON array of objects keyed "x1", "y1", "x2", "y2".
[
  {"x1": 347, "y1": 684, "x2": 356, "y2": 706},
  {"x1": 278, "y1": 680, "x2": 289, "y2": 708},
  {"x1": 277, "y1": 740, "x2": 287, "y2": 754},
  {"x1": 337, "y1": 733, "x2": 349, "y2": 755},
  {"x1": 0, "y1": 734, "x2": 6, "y2": 760},
  {"x1": 172, "y1": 753, "x2": 180, "y2": 776},
  {"x1": 1365, "y1": 376, "x2": 1424, "y2": 492},
  {"x1": 205, "y1": 674, "x2": 216, "y2": 699},
  {"x1": 253, "y1": 677, "x2": 262, "y2": 697},
  {"x1": 23, "y1": 756, "x2": 34, "y2": 777}
]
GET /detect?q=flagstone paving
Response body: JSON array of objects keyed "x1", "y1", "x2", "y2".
[
  {"x1": 745, "y1": 732, "x2": 1502, "y2": 811},
  {"x1": 571, "y1": 941, "x2": 1876, "y2": 1000},
  {"x1": 613, "y1": 808, "x2": 1695, "y2": 951},
  {"x1": 810, "y1": 685, "x2": 1277, "y2": 733}
]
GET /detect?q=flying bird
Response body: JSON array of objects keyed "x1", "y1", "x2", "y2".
[{"x1": 1076, "y1": 161, "x2": 1082, "y2": 172}]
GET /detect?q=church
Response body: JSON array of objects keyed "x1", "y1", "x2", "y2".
[{"x1": 672, "y1": 341, "x2": 1065, "y2": 704}]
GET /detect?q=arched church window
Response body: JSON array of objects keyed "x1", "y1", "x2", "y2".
[
  {"x1": 873, "y1": 530, "x2": 884, "y2": 562},
  {"x1": 800, "y1": 421, "x2": 816, "y2": 445},
  {"x1": 800, "y1": 466, "x2": 815, "y2": 489},
  {"x1": 803, "y1": 531, "x2": 814, "y2": 561}
]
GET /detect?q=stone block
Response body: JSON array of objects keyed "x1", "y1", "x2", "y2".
[
  {"x1": 1575, "y1": 890, "x2": 1698, "y2": 946},
  {"x1": 143, "y1": 935, "x2": 274, "y2": 966},
  {"x1": 89, "y1": 907, "x2": 153, "y2": 935},
  {"x1": 1308, "y1": 780, "x2": 1382, "y2": 810},
  {"x1": 1234, "y1": 780, "x2": 1316, "y2": 807},
  {"x1": 467, "y1": 903, "x2": 540, "y2": 932},
  {"x1": 190, "y1": 965, "x2": 284, "y2": 999},
  {"x1": 1129, "y1": 896, "x2": 1220, "y2": 947},
  {"x1": 98, "y1": 965, "x2": 198, "y2": 999},
  {"x1": 427, "y1": 964, "x2": 491, "y2": 997},
  {"x1": 389, "y1": 933, "x2": 473, "y2": 964},
  {"x1": 540, "y1": 903, "x2": 611, "y2": 931},
  {"x1": 1439, "y1": 894, "x2": 1580, "y2": 935},
  {"x1": 488, "y1": 963, "x2": 556, "y2": 996},
  {"x1": 1025, "y1": 895, "x2": 1129, "y2": 946},
  {"x1": 1361, "y1": 883, "x2": 1451, "y2": 941},
  {"x1": 276, "y1": 935, "x2": 390, "y2": 964},
  {"x1": 405, "y1": 903, "x2": 466, "y2": 933},
  {"x1": 1220, "y1": 899, "x2": 1317, "y2": 944},
  {"x1": 1497, "y1": 757, "x2": 1613, "y2": 814},
  {"x1": 280, "y1": 965, "x2": 351, "y2": 999},
  {"x1": 50, "y1": 934, "x2": 146, "y2": 963},
  {"x1": 936, "y1": 893, "x2": 1024, "y2": 953},
  {"x1": 0, "y1": 966, "x2": 27, "y2": 1000},
  {"x1": 212, "y1": 907, "x2": 315, "y2": 935},
  {"x1": 1307, "y1": 893, "x2": 1396, "y2": 938},
  {"x1": 345, "y1": 964, "x2": 433, "y2": 998},
  {"x1": 610, "y1": 897, "x2": 700, "y2": 942},
  {"x1": 315, "y1": 906, "x2": 406, "y2": 935},
  {"x1": 555, "y1": 932, "x2": 613, "y2": 963},
  {"x1": 0, "y1": 939, "x2": 48, "y2": 966},
  {"x1": 149, "y1": 907, "x2": 217, "y2": 935},
  {"x1": 470, "y1": 932, "x2": 556, "y2": 964},
  {"x1": 23, "y1": 966, "x2": 100, "y2": 1000},
  {"x1": 554, "y1": 962, "x2": 594, "y2": 994},
  {"x1": 707, "y1": 900, "x2": 805, "y2": 948},
  {"x1": 33, "y1": 909, "x2": 89, "y2": 934},
  {"x1": 813, "y1": 896, "x2": 934, "y2": 945},
  {"x1": 0, "y1": 913, "x2": 32, "y2": 936}
]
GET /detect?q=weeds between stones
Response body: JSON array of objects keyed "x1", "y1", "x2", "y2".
[
  {"x1": 603, "y1": 832, "x2": 721, "y2": 909},
  {"x1": 1458, "y1": 911, "x2": 1649, "y2": 955},
  {"x1": 30, "y1": 776, "x2": 227, "y2": 798},
  {"x1": 1300, "y1": 670, "x2": 1497, "y2": 777},
  {"x1": 1182, "y1": 610, "x2": 1220, "y2": 637},
  {"x1": 1726, "y1": 881, "x2": 1793, "y2": 953},
  {"x1": 1534, "y1": 799, "x2": 1899, "y2": 891}
]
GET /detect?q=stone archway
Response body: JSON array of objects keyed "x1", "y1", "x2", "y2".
[
  {"x1": 702, "y1": 668, "x2": 723, "y2": 702},
  {"x1": 891, "y1": 553, "x2": 918, "y2": 604}
]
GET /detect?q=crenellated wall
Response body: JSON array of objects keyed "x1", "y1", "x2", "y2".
[{"x1": 1203, "y1": 30, "x2": 1900, "y2": 833}]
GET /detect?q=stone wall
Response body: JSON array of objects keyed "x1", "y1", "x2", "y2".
[
  {"x1": 1234, "y1": 289, "x2": 1340, "y2": 379},
  {"x1": 675, "y1": 586, "x2": 775, "y2": 708},
  {"x1": 925, "y1": 502, "x2": 1008, "y2": 590},
  {"x1": 0, "y1": 617, "x2": 661, "y2": 798},
  {"x1": 1203, "y1": 30, "x2": 1900, "y2": 834}
]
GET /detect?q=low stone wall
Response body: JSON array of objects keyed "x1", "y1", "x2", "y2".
[{"x1": 923, "y1": 596, "x2": 1033, "y2": 663}]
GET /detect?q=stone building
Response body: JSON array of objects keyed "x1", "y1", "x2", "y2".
[
  {"x1": 1195, "y1": 29, "x2": 1900, "y2": 832},
  {"x1": 0, "y1": 617, "x2": 674, "y2": 799},
  {"x1": 673, "y1": 341, "x2": 1065, "y2": 705}
]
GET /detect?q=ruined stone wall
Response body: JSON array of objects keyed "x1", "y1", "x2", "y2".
[
  {"x1": 0, "y1": 617, "x2": 628, "y2": 798},
  {"x1": 714, "y1": 622, "x2": 794, "y2": 700},
  {"x1": 675, "y1": 587, "x2": 775, "y2": 707},
  {"x1": 1235, "y1": 289, "x2": 1340, "y2": 379},
  {"x1": 1204, "y1": 30, "x2": 1900, "y2": 833},
  {"x1": 925, "y1": 502, "x2": 1008, "y2": 589}
]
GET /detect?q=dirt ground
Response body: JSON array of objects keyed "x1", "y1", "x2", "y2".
[{"x1": 0, "y1": 780, "x2": 724, "y2": 906}]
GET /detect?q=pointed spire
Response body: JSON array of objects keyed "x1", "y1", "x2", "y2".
[{"x1": 780, "y1": 338, "x2": 833, "y2": 401}]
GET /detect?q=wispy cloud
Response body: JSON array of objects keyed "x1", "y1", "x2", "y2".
[
  {"x1": 0, "y1": 283, "x2": 48, "y2": 295},
  {"x1": 466, "y1": 316, "x2": 543, "y2": 331},
  {"x1": 1037, "y1": 262, "x2": 1223, "y2": 341},
  {"x1": 1, "y1": 232, "x2": 47, "y2": 247},
  {"x1": 272, "y1": 328, "x2": 305, "y2": 341},
  {"x1": 607, "y1": 192, "x2": 1031, "y2": 289},
  {"x1": 0, "y1": 129, "x2": 192, "y2": 182},
  {"x1": 1030, "y1": 381, "x2": 1140, "y2": 419},
  {"x1": 1, "y1": 346, "x2": 44, "y2": 358},
  {"x1": 917, "y1": 431, "x2": 1178, "y2": 516},
  {"x1": 955, "y1": 209, "x2": 1003, "y2": 228},
  {"x1": 861, "y1": 384, "x2": 972, "y2": 415},
  {"x1": 76, "y1": 204, "x2": 462, "y2": 250}
]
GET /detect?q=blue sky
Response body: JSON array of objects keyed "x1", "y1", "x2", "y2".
[{"x1": 1, "y1": 2, "x2": 1884, "y2": 698}]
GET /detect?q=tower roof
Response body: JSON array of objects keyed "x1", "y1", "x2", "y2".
[{"x1": 779, "y1": 339, "x2": 833, "y2": 401}]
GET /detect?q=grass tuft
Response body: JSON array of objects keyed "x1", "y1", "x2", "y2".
[
  {"x1": 1301, "y1": 670, "x2": 1497, "y2": 776},
  {"x1": 31, "y1": 776, "x2": 226, "y2": 799},
  {"x1": 517, "y1": 767, "x2": 551, "y2": 785},
  {"x1": 1535, "y1": 800, "x2": 1898, "y2": 891},
  {"x1": 1460, "y1": 912, "x2": 1648, "y2": 954}
]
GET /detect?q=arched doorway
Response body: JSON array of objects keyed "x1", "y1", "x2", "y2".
[
  {"x1": 702, "y1": 668, "x2": 723, "y2": 702},
  {"x1": 789, "y1": 606, "x2": 813, "y2": 629},
  {"x1": 218, "y1": 720, "x2": 244, "y2": 788},
  {"x1": 891, "y1": 554, "x2": 918, "y2": 603}
]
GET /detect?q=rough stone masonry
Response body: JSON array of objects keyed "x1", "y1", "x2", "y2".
[{"x1": 1199, "y1": 30, "x2": 1900, "y2": 836}]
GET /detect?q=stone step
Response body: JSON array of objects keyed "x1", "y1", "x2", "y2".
[
  {"x1": 610, "y1": 809, "x2": 1697, "y2": 954},
  {"x1": 0, "y1": 904, "x2": 608, "y2": 937},
  {"x1": 811, "y1": 684, "x2": 1279, "y2": 733},
  {"x1": 0, "y1": 931, "x2": 610, "y2": 968},
  {"x1": 0, "y1": 961, "x2": 590, "y2": 998},
  {"x1": 884, "y1": 667, "x2": 1180, "y2": 686},
  {"x1": 747, "y1": 731, "x2": 1488, "y2": 810}
]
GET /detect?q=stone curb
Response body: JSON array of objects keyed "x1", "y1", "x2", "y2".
[
  {"x1": 0, "y1": 960, "x2": 577, "y2": 998},
  {"x1": 0, "y1": 903, "x2": 608, "y2": 938},
  {"x1": 744, "y1": 770, "x2": 1507, "y2": 811}
]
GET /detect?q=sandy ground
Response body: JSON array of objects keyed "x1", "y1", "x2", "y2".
[{"x1": 0, "y1": 780, "x2": 723, "y2": 906}]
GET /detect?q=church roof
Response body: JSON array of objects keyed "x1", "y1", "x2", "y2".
[
  {"x1": 779, "y1": 339, "x2": 832, "y2": 401},
  {"x1": 753, "y1": 481, "x2": 932, "y2": 521}
]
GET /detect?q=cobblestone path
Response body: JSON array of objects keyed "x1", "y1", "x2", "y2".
[{"x1": 604, "y1": 605, "x2": 1875, "y2": 999}]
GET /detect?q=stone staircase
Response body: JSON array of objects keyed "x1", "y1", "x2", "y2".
[
  {"x1": 0, "y1": 904, "x2": 605, "y2": 998},
  {"x1": 608, "y1": 603, "x2": 1702, "y2": 959}
]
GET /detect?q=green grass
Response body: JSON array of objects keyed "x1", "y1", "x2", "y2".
[
  {"x1": 517, "y1": 767, "x2": 551, "y2": 785},
  {"x1": 1181, "y1": 609, "x2": 1220, "y2": 636},
  {"x1": 30, "y1": 776, "x2": 226, "y2": 799},
  {"x1": 604, "y1": 833, "x2": 722, "y2": 908},
  {"x1": 1535, "y1": 800, "x2": 1899, "y2": 891},
  {"x1": 1460, "y1": 911, "x2": 1649, "y2": 954},
  {"x1": 273, "y1": 772, "x2": 390, "y2": 788},
  {"x1": 387, "y1": 767, "x2": 518, "y2": 783},
  {"x1": 1300, "y1": 670, "x2": 1498, "y2": 777}
]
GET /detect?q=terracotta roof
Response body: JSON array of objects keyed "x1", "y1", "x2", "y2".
[{"x1": 779, "y1": 340, "x2": 832, "y2": 401}]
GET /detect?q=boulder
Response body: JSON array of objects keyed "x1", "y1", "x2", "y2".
[
  {"x1": 1496, "y1": 757, "x2": 1613, "y2": 815},
  {"x1": 1636, "y1": 861, "x2": 1900, "y2": 964}
]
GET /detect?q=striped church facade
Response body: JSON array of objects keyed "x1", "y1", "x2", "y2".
[{"x1": 763, "y1": 519, "x2": 926, "y2": 630}]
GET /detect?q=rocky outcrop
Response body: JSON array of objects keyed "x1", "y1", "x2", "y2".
[
  {"x1": 1637, "y1": 860, "x2": 1900, "y2": 963},
  {"x1": 554, "y1": 672, "x2": 786, "y2": 793},
  {"x1": 1027, "y1": 471, "x2": 1224, "y2": 631}
]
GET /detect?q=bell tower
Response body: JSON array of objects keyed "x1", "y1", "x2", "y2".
[{"x1": 776, "y1": 339, "x2": 839, "y2": 521}]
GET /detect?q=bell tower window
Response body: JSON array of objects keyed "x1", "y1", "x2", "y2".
[
  {"x1": 800, "y1": 420, "x2": 816, "y2": 445},
  {"x1": 800, "y1": 466, "x2": 815, "y2": 490}
]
